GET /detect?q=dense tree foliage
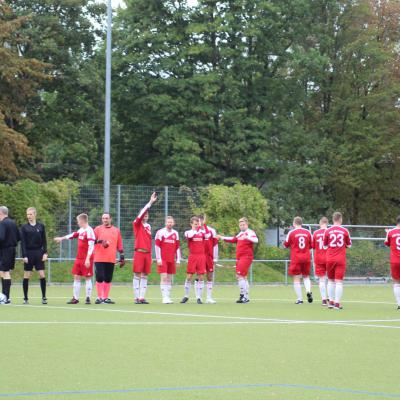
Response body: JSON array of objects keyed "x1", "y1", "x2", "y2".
[{"x1": 1, "y1": 0, "x2": 400, "y2": 224}]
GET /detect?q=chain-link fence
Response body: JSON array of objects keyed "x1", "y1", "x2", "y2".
[
  {"x1": 54, "y1": 185, "x2": 201, "y2": 259},
  {"x1": 16, "y1": 185, "x2": 393, "y2": 284}
]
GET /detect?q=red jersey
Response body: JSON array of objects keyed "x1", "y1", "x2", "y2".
[
  {"x1": 133, "y1": 202, "x2": 152, "y2": 252},
  {"x1": 185, "y1": 229, "x2": 205, "y2": 255},
  {"x1": 66, "y1": 226, "x2": 95, "y2": 260},
  {"x1": 323, "y1": 225, "x2": 351, "y2": 262},
  {"x1": 93, "y1": 225, "x2": 123, "y2": 263},
  {"x1": 155, "y1": 228, "x2": 181, "y2": 263},
  {"x1": 384, "y1": 228, "x2": 400, "y2": 263},
  {"x1": 284, "y1": 227, "x2": 312, "y2": 263},
  {"x1": 203, "y1": 224, "x2": 218, "y2": 261},
  {"x1": 223, "y1": 229, "x2": 258, "y2": 259},
  {"x1": 312, "y1": 228, "x2": 327, "y2": 264}
]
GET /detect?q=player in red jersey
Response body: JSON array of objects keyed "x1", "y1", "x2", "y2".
[
  {"x1": 199, "y1": 215, "x2": 218, "y2": 304},
  {"x1": 284, "y1": 216, "x2": 313, "y2": 304},
  {"x1": 181, "y1": 216, "x2": 206, "y2": 304},
  {"x1": 132, "y1": 192, "x2": 157, "y2": 304},
  {"x1": 312, "y1": 216, "x2": 329, "y2": 305},
  {"x1": 155, "y1": 216, "x2": 181, "y2": 304},
  {"x1": 54, "y1": 214, "x2": 95, "y2": 304},
  {"x1": 218, "y1": 217, "x2": 258, "y2": 303},
  {"x1": 323, "y1": 212, "x2": 352, "y2": 309},
  {"x1": 93, "y1": 214, "x2": 125, "y2": 304},
  {"x1": 384, "y1": 216, "x2": 400, "y2": 309}
]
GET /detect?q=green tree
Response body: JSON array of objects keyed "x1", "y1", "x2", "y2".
[{"x1": 0, "y1": 3, "x2": 49, "y2": 180}]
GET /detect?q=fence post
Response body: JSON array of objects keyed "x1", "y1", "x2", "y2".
[
  {"x1": 47, "y1": 259, "x2": 51, "y2": 285},
  {"x1": 285, "y1": 261, "x2": 288, "y2": 285},
  {"x1": 68, "y1": 194, "x2": 72, "y2": 259},
  {"x1": 117, "y1": 184, "x2": 121, "y2": 229},
  {"x1": 164, "y1": 186, "x2": 169, "y2": 219}
]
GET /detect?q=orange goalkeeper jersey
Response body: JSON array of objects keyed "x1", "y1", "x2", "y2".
[{"x1": 93, "y1": 225, "x2": 123, "y2": 263}]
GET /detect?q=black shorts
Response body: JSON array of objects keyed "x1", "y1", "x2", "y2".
[
  {"x1": 94, "y1": 262, "x2": 115, "y2": 283},
  {"x1": 0, "y1": 247, "x2": 16, "y2": 272},
  {"x1": 24, "y1": 249, "x2": 45, "y2": 271}
]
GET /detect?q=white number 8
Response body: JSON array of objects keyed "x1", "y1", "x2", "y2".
[{"x1": 299, "y1": 236, "x2": 306, "y2": 249}]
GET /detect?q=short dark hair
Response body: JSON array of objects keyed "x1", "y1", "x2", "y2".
[
  {"x1": 396, "y1": 216, "x2": 400, "y2": 225},
  {"x1": 190, "y1": 216, "x2": 199, "y2": 224},
  {"x1": 320, "y1": 216, "x2": 329, "y2": 225}
]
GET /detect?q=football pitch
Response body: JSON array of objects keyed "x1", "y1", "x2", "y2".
[{"x1": 1, "y1": 285, "x2": 399, "y2": 400}]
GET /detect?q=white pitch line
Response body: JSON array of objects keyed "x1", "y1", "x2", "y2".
[
  {"x1": 1, "y1": 320, "x2": 400, "y2": 329},
  {"x1": 6, "y1": 304, "x2": 400, "y2": 328}
]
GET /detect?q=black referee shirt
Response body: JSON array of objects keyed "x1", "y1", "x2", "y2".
[
  {"x1": 0, "y1": 217, "x2": 19, "y2": 249},
  {"x1": 20, "y1": 222, "x2": 47, "y2": 257}
]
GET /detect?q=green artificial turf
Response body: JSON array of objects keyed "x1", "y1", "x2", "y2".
[{"x1": 0, "y1": 285, "x2": 399, "y2": 400}]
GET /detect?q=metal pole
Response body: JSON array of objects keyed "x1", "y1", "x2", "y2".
[
  {"x1": 117, "y1": 184, "x2": 121, "y2": 228},
  {"x1": 103, "y1": 0, "x2": 112, "y2": 212},
  {"x1": 164, "y1": 186, "x2": 169, "y2": 219},
  {"x1": 285, "y1": 261, "x2": 288, "y2": 285},
  {"x1": 68, "y1": 195, "x2": 72, "y2": 259},
  {"x1": 47, "y1": 259, "x2": 51, "y2": 285}
]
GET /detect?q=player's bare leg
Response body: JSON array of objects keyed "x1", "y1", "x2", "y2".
[
  {"x1": 68, "y1": 274, "x2": 81, "y2": 304},
  {"x1": 195, "y1": 274, "x2": 204, "y2": 304},
  {"x1": 303, "y1": 275, "x2": 313, "y2": 303},
  {"x1": 318, "y1": 275, "x2": 328, "y2": 305},
  {"x1": 206, "y1": 271, "x2": 216, "y2": 304},
  {"x1": 139, "y1": 272, "x2": 149, "y2": 304},
  {"x1": 334, "y1": 279, "x2": 344, "y2": 309},
  {"x1": 293, "y1": 275, "x2": 303, "y2": 304},
  {"x1": 327, "y1": 279, "x2": 335, "y2": 308},
  {"x1": 181, "y1": 273, "x2": 192, "y2": 303},
  {"x1": 393, "y1": 279, "x2": 400, "y2": 309}
]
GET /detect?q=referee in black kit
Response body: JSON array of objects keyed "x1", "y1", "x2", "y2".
[
  {"x1": 20, "y1": 207, "x2": 48, "y2": 304},
  {"x1": 0, "y1": 206, "x2": 19, "y2": 304}
]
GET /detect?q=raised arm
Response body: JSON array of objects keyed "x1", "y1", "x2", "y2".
[{"x1": 134, "y1": 192, "x2": 157, "y2": 224}]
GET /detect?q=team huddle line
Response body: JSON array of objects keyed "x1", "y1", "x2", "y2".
[{"x1": 0, "y1": 196, "x2": 399, "y2": 309}]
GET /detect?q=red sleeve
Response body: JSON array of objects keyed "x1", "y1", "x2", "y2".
[
  {"x1": 117, "y1": 230, "x2": 123, "y2": 252},
  {"x1": 345, "y1": 231, "x2": 352, "y2": 247},
  {"x1": 223, "y1": 237, "x2": 238, "y2": 243},
  {"x1": 309, "y1": 232, "x2": 313, "y2": 248},
  {"x1": 311, "y1": 233, "x2": 316, "y2": 249}
]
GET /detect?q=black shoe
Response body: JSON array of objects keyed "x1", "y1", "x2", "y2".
[
  {"x1": 140, "y1": 299, "x2": 149, "y2": 304},
  {"x1": 42, "y1": 298, "x2": 48, "y2": 305},
  {"x1": 95, "y1": 298, "x2": 103, "y2": 304},
  {"x1": 398, "y1": 306, "x2": 400, "y2": 310},
  {"x1": 197, "y1": 298, "x2": 203, "y2": 304},
  {"x1": 4, "y1": 299, "x2": 11, "y2": 304},
  {"x1": 307, "y1": 292, "x2": 313, "y2": 303},
  {"x1": 23, "y1": 299, "x2": 29, "y2": 305},
  {"x1": 134, "y1": 298, "x2": 141, "y2": 304},
  {"x1": 85, "y1": 297, "x2": 91, "y2": 305},
  {"x1": 180, "y1": 296, "x2": 189, "y2": 304},
  {"x1": 103, "y1": 298, "x2": 115, "y2": 304},
  {"x1": 67, "y1": 298, "x2": 79, "y2": 304},
  {"x1": 295, "y1": 300, "x2": 304, "y2": 304},
  {"x1": 242, "y1": 297, "x2": 250, "y2": 303},
  {"x1": 236, "y1": 294, "x2": 244, "y2": 303}
]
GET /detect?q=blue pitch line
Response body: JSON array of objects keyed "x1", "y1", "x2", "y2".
[{"x1": 0, "y1": 383, "x2": 399, "y2": 398}]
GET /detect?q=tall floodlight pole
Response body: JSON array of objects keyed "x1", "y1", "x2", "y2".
[{"x1": 104, "y1": 0, "x2": 112, "y2": 212}]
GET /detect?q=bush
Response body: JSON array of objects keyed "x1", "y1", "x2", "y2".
[{"x1": 192, "y1": 183, "x2": 269, "y2": 258}]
